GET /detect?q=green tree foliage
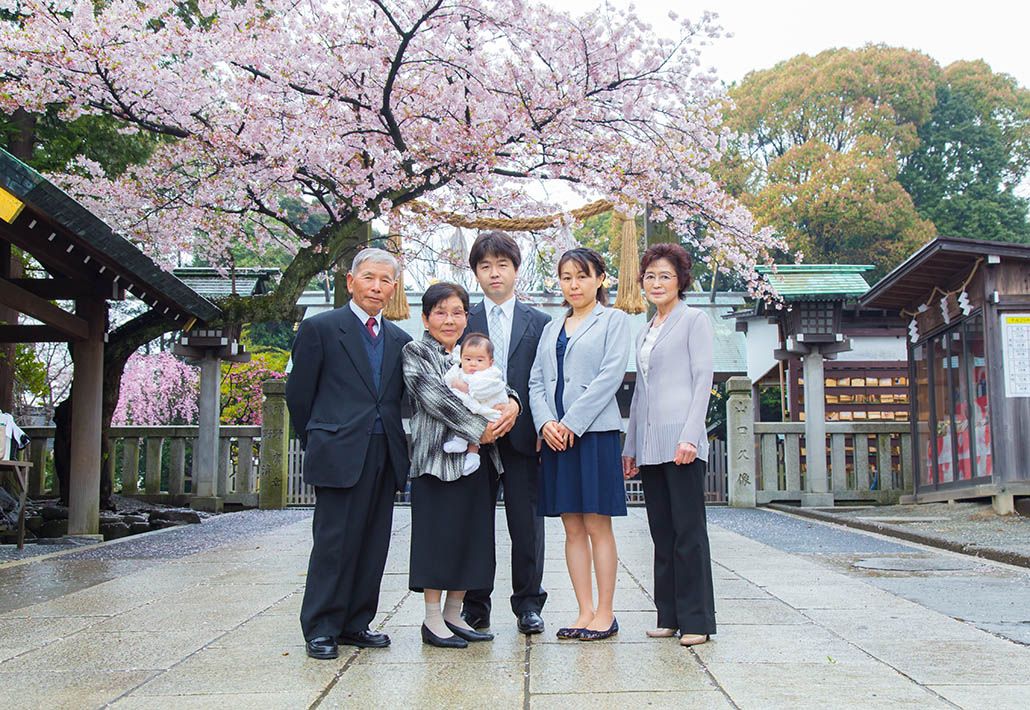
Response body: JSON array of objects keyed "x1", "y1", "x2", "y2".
[
  {"x1": 726, "y1": 46, "x2": 941, "y2": 276},
  {"x1": 899, "y1": 62, "x2": 1030, "y2": 243},
  {"x1": 752, "y1": 135, "x2": 935, "y2": 276}
]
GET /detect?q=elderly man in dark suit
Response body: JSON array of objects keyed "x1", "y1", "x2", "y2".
[
  {"x1": 286, "y1": 247, "x2": 412, "y2": 660},
  {"x1": 461, "y1": 231, "x2": 552, "y2": 635}
]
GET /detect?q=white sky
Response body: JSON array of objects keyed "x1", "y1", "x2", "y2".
[{"x1": 555, "y1": 0, "x2": 1030, "y2": 88}]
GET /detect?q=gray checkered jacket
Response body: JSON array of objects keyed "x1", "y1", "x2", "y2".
[{"x1": 403, "y1": 334, "x2": 514, "y2": 482}]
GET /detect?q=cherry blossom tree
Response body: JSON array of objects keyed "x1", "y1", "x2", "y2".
[
  {"x1": 3, "y1": 1, "x2": 785, "y2": 488},
  {"x1": 112, "y1": 352, "x2": 199, "y2": 426},
  {"x1": 2, "y1": 0, "x2": 783, "y2": 315}
]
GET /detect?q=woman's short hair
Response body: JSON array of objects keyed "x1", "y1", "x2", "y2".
[
  {"x1": 461, "y1": 332, "x2": 495, "y2": 357},
  {"x1": 557, "y1": 247, "x2": 608, "y2": 307},
  {"x1": 469, "y1": 231, "x2": 522, "y2": 271},
  {"x1": 639, "y1": 243, "x2": 693, "y2": 298},
  {"x1": 350, "y1": 247, "x2": 400, "y2": 280},
  {"x1": 421, "y1": 281, "x2": 470, "y2": 317}
]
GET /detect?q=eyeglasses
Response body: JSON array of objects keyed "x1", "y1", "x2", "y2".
[
  {"x1": 642, "y1": 273, "x2": 676, "y2": 284},
  {"x1": 429, "y1": 308, "x2": 467, "y2": 320}
]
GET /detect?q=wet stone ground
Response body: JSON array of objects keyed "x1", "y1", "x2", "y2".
[{"x1": 1, "y1": 506, "x2": 1028, "y2": 709}]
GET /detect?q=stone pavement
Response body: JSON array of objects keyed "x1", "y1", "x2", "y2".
[{"x1": 1, "y1": 507, "x2": 1029, "y2": 709}]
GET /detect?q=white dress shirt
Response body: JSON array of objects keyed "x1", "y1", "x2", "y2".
[
  {"x1": 484, "y1": 294, "x2": 516, "y2": 366},
  {"x1": 349, "y1": 300, "x2": 382, "y2": 336}
]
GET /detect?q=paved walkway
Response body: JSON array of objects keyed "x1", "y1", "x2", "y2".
[{"x1": 1, "y1": 507, "x2": 1029, "y2": 709}]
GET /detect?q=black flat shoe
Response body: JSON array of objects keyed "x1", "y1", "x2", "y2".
[
  {"x1": 461, "y1": 610, "x2": 491, "y2": 630},
  {"x1": 578, "y1": 617, "x2": 619, "y2": 641},
  {"x1": 555, "y1": 627, "x2": 583, "y2": 640},
  {"x1": 517, "y1": 610, "x2": 545, "y2": 635},
  {"x1": 445, "y1": 621, "x2": 494, "y2": 642},
  {"x1": 338, "y1": 629, "x2": 390, "y2": 648},
  {"x1": 421, "y1": 623, "x2": 468, "y2": 649},
  {"x1": 305, "y1": 635, "x2": 339, "y2": 659}
]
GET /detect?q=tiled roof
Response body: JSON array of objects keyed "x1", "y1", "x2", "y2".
[
  {"x1": 0, "y1": 148, "x2": 219, "y2": 322},
  {"x1": 757, "y1": 264, "x2": 874, "y2": 300},
  {"x1": 173, "y1": 268, "x2": 280, "y2": 299}
]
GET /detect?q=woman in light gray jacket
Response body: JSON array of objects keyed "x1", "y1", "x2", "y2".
[
  {"x1": 530, "y1": 248, "x2": 630, "y2": 641},
  {"x1": 622, "y1": 243, "x2": 716, "y2": 647}
]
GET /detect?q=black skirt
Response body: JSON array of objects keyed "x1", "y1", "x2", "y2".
[{"x1": 409, "y1": 468, "x2": 496, "y2": 592}]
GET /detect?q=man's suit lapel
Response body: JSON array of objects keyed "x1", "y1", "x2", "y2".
[
  {"x1": 379, "y1": 321, "x2": 404, "y2": 392},
  {"x1": 338, "y1": 311, "x2": 377, "y2": 398},
  {"x1": 467, "y1": 301, "x2": 487, "y2": 337},
  {"x1": 508, "y1": 301, "x2": 531, "y2": 365}
]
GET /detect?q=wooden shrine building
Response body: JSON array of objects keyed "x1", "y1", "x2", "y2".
[
  {"x1": 0, "y1": 147, "x2": 220, "y2": 535},
  {"x1": 861, "y1": 237, "x2": 1030, "y2": 514}
]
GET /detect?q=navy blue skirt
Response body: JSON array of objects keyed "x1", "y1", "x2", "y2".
[{"x1": 539, "y1": 431, "x2": 627, "y2": 517}]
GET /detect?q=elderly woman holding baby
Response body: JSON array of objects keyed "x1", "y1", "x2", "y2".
[{"x1": 401, "y1": 281, "x2": 520, "y2": 649}]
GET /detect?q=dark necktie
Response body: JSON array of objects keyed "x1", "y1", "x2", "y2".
[{"x1": 366, "y1": 317, "x2": 377, "y2": 338}]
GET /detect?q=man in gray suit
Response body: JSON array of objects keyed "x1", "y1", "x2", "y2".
[
  {"x1": 286, "y1": 248, "x2": 412, "y2": 659},
  {"x1": 461, "y1": 231, "x2": 551, "y2": 635}
]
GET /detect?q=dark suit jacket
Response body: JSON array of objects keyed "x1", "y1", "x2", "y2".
[
  {"x1": 465, "y1": 299, "x2": 552, "y2": 458},
  {"x1": 286, "y1": 306, "x2": 412, "y2": 490}
]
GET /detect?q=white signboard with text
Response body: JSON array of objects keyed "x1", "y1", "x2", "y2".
[{"x1": 1002, "y1": 313, "x2": 1030, "y2": 397}]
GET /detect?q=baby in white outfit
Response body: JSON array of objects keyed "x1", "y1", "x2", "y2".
[{"x1": 443, "y1": 333, "x2": 508, "y2": 474}]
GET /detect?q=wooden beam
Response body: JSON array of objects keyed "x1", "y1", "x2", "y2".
[
  {"x1": 7, "y1": 278, "x2": 116, "y2": 300},
  {"x1": 0, "y1": 276, "x2": 89, "y2": 340},
  {"x1": 0, "y1": 213, "x2": 97, "y2": 280},
  {"x1": 0, "y1": 324, "x2": 82, "y2": 342}
]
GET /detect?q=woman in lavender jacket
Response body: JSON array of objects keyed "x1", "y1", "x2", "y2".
[{"x1": 622, "y1": 243, "x2": 716, "y2": 647}]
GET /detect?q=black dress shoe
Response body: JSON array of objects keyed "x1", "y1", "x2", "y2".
[
  {"x1": 445, "y1": 621, "x2": 494, "y2": 642},
  {"x1": 578, "y1": 617, "x2": 619, "y2": 641},
  {"x1": 517, "y1": 611, "x2": 545, "y2": 635},
  {"x1": 305, "y1": 636, "x2": 339, "y2": 659},
  {"x1": 461, "y1": 610, "x2": 490, "y2": 630},
  {"x1": 421, "y1": 623, "x2": 468, "y2": 648},
  {"x1": 338, "y1": 629, "x2": 391, "y2": 648}
]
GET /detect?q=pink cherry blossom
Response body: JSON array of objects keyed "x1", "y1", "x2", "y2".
[{"x1": 1, "y1": 0, "x2": 787, "y2": 299}]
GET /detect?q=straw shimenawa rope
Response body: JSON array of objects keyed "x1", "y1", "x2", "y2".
[
  {"x1": 404, "y1": 199, "x2": 614, "y2": 231},
  {"x1": 386, "y1": 198, "x2": 656, "y2": 319},
  {"x1": 613, "y1": 212, "x2": 647, "y2": 314},
  {"x1": 383, "y1": 214, "x2": 411, "y2": 320}
]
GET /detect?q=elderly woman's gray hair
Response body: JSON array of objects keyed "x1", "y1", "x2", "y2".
[{"x1": 350, "y1": 247, "x2": 400, "y2": 279}]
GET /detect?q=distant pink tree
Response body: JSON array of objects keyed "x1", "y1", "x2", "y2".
[{"x1": 113, "y1": 352, "x2": 199, "y2": 425}]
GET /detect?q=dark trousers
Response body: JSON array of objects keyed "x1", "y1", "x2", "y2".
[
  {"x1": 300, "y1": 435, "x2": 394, "y2": 640},
  {"x1": 464, "y1": 443, "x2": 547, "y2": 618},
  {"x1": 640, "y1": 459, "x2": 716, "y2": 634}
]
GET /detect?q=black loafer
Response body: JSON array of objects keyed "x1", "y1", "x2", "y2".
[
  {"x1": 461, "y1": 610, "x2": 490, "y2": 630},
  {"x1": 445, "y1": 621, "x2": 494, "y2": 642},
  {"x1": 338, "y1": 629, "x2": 391, "y2": 648},
  {"x1": 579, "y1": 617, "x2": 619, "y2": 641},
  {"x1": 517, "y1": 610, "x2": 545, "y2": 635},
  {"x1": 305, "y1": 635, "x2": 339, "y2": 659},
  {"x1": 421, "y1": 623, "x2": 468, "y2": 648}
]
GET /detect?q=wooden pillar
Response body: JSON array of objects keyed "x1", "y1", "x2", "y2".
[
  {"x1": 726, "y1": 376, "x2": 756, "y2": 507},
  {"x1": 801, "y1": 349, "x2": 833, "y2": 507},
  {"x1": 191, "y1": 351, "x2": 222, "y2": 512},
  {"x1": 68, "y1": 298, "x2": 105, "y2": 536},
  {"x1": 259, "y1": 379, "x2": 289, "y2": 509}
]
